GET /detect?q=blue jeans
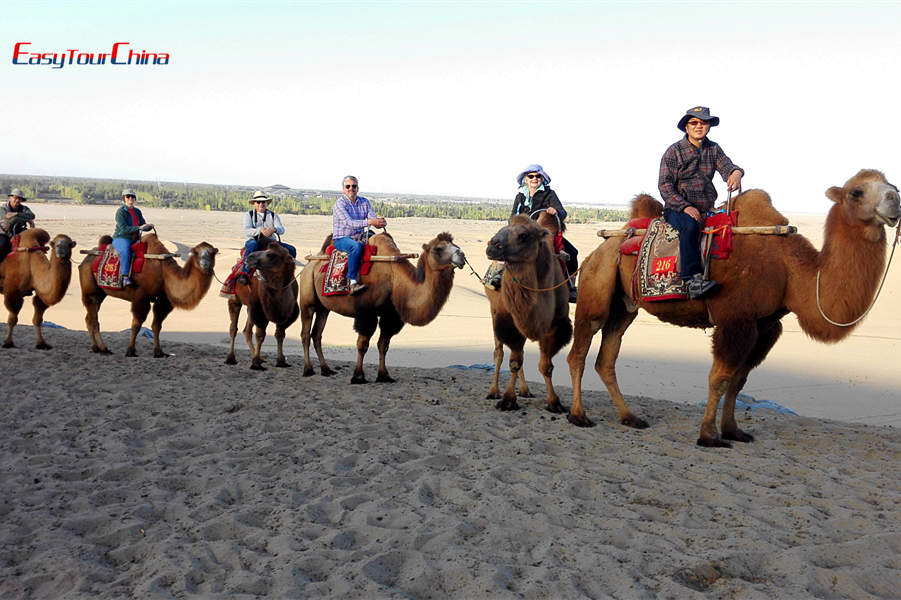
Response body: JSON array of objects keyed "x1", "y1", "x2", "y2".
[
  {"x1": 242, "y1": 238, "x2": 297, "y2": 273},
  {"x1": 112, "y1": 237, "x2": 134, "y2": 277},
  {"x1": 664, "y1": 208, "x2": 704, "y2": 278},
  {"x1": 333, "y1": 236, "x2": 364, "y2": 281}
]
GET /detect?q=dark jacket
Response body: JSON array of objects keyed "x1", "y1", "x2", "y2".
[
  {"x1": 0, "y1": 201, "x2": 35, "y2": 236},
  {"x1": 511, "y1": 186, "x2": 567, "y2": 221},
  {"x1": 114, "y1": 205, "x2": 146, "y2": 241}
]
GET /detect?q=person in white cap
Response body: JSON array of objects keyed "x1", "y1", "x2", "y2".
[
  {"x1": 237, "y1": 191, "x2": 296, "y2": 285},
  {"x1": 0, "y1": 188, "x2": 36, "y2": 263},
  {"x1": 113, "y1": 189, "x2": 154, "y2": 286}
]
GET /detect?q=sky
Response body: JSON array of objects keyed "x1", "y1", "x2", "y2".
[{"x1": 3, "y1": 1, "x2": 901, "y2": 213}]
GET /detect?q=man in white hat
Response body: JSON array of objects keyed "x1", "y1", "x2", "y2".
[
  {"x1": 658, "y1": 106, "x2": 743, "y2": 300},
  {"x1": 237, "y1": 191, "x2": 296, "y2": 285},
  {"x1": 0, "y1": 188, "x2": 36, "y2": 263}
]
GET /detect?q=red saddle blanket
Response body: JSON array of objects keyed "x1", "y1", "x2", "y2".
[
  {"x1": 320, "y1": 244, "x2": 376, "y2": 296},
  {"x1": 91, "y1": 242, "x2": 148, "y2": 290},
  {"x1": 219, "y1": 248, "x2": 256, "y2": 297}
]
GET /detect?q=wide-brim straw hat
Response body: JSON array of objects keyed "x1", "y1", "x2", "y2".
[
  {"x1": 251, "y1": 190, "x2": 270, "y2": 203},
  {"x1": 677, "y1": 106, "x2": 720, "y2": 131},
  {"x1": 515, "y1": 164, "x2": 551, "y2": 186},
  {"x1": 8, "y1": 188, "x2": 27, "y2": 201}
]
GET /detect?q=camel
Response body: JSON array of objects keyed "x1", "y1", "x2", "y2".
[
  {"x1": 225, "y1": 242, "x2": 300, "y2": 370},
  {"x1": 567, "y1": 169, "x2": 901, "y2": 447},
  {"x1": 485, "y1": 214, "x2": 573, "y2": 412},
  {"x1": 78, "y1": 234, "x2": 218, "y2": 357},
  {"x1": 299, "y1": 231, "x2": 465, "y2": 383},
  {"x1": 1, "y1": 229, "x2": 76, "y2": 349}
]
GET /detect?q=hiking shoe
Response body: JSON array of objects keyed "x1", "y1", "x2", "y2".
[
  {"x1": 122, "y1": 276, "x2": 134, "y2": 287},
  {"x1": 687, "y1": 274, "x2": 720, "y2": 300},
  {"x1": 349, "y1": 283, "x2": 368, "y2": 296},
  {"x1": 568, "y1": 285, "x2": 578, "y2": 304},
  {"x1": 236, "y1": 273, "x2": 250, "y2": 286}
]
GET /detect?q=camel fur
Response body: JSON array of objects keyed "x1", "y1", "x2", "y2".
[
  {"x1": 225, "y1": 242, "x2": 300, "y2": 370},
  {"x1": 566, "y1": 169, "x2": 901, "y2": 447},
  {"x1": 485, "y1": 214, "x2": 573, "y2": 413},
  {"x1": 78, "y1": 234, "x2": 218, "y2": 357},
  {"x1": 299, "y1": 231, "x2": 465, "y2": 383},
  {"x1": 1, "y1": 229, "x2": 76, "y2": 349}
]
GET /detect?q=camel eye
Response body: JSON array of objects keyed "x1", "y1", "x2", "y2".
[
  {"x1": 850, "y1": 189, "x2": 863, "y2": 200},
  {"x1": 518, "y1": 233, "x2": 529, "y2": 242}
]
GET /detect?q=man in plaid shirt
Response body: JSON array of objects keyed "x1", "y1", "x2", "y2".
[
  {"x1": 658, "y1": 106, "x2": 743, "y2": 300},
  {"x1": 332, "y1": 175, "x2": 387, "y2": 295}
]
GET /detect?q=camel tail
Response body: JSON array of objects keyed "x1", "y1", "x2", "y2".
[{"x1": 630, "y1": 194, "x2": 663, "y2": 219}]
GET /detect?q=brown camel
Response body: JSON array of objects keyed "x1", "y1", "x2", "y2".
[
  {"x1": 485, "y1": 214, "x2": 573, "y2": 412},
  {"x1": 299, "y1": 231, "x2": 465, "y2": 383},
  {"x1": 225, "y1": 242, "x2": 300, "y2": 370},
  {"x1": 567, "y1": 169, "x2": 901, "y2": 447},
  {"x1": 1, "y1": 229, "x2": 76, "y2": 349},
  {"x1": 78, "y1": 234, "x2": 218, "y2": 357}
]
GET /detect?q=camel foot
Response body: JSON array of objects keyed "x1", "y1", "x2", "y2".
[
  {"x1": 351, "y1": 373, "x2": 368, "y2": 384},
  {"x1": 321, "y1": 365, "x2": 336, "y2": 377},
  {"x1": 545, "y1": 400, "x2": 568, "y2": 415},
  {"x1": 495, "y1": 397, "x2": 520, "y2": 411},
  {"x1": 722, "y1": 429, "x2": 754, "y2": 443},
  {"x1": 696, "y1": 437, "x2": 733, "y2": 449},
  {"x1": 92, "y1": 346, "x2": 112, "y2": 355},
  {"x1": 2, "y1": 341, "x2": 15, "y2": 349},
  {"x1": 622, "y1": 414, "x2": 650, "y2": 429},
  {"x1": 35, "y1": 342, "x2": 52, "y2": 350},
  {"x1": 567, "y1": 412, "x2": 596, "y2": 427},
  {"x1": 518, "y1": 389, "x2": 535, "y2": 399},
  {"x1": 125, "y1": 348, "x2": 138, "y2": 357},
  {"x1": 486, "y1": 390, "x2": 501, "y2": 400},
  {"x1": 302, "y1": 366, "x2": 315, "y2": 377},
  {"x1": 250, "y1": 362, "x2": 266, "y2": 371},
  {"x1": 153, "y1": 350, "x2": 167, "y2": 358},
  {"x1": 376, "y1": 372, "x2": 396, "y2": 383},
  {"x1": 276, "y1": 360, "x2": 290, "y2": 368},
  {"x1": 225, "y1": 355, "x2": 238, "y2": 365}
]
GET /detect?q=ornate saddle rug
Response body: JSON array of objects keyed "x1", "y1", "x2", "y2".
[
  {"x1": 91, "y1": 241, "x2": 148, "y2": 290},
  {"x1": 319, "y1": 244, "x2": 376, "y2": 296},
  {"x1": 219, "y1": 248, "x2": 253, "y2": 297}
]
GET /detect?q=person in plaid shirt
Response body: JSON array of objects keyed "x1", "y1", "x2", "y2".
[
  {"x1": 658, "y1": 106, "x2": 743, "y2": 300},
  {"x1": 332, "y1": 175, "x2": 387, "y2": 295}
]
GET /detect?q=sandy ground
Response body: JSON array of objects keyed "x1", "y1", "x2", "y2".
[{"x1": 1, "y1": 203, "x2": 900, "y2": 598}]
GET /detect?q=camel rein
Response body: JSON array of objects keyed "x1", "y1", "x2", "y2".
[
  {"x1": 510, "y1": 266, "x2": 581, "y2": 293},
  {"x1": 815, "y1": 219, "x2": 901, "y2": 327}
]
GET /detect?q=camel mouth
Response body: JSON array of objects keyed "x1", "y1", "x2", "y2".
[{"x1": 452, "y1": 250, "x2": 466, "y2": 269}]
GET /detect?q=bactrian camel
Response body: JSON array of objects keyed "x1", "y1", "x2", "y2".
[
  {"x1": 78, "y1": 234, "x2": 218, "y2": 357},
  {"x1": 1, "y1": 229, "x2": 76, "y2": 349},
  {"x1": 225, "y1": 242, "x2": 300, "y2": 370},
  {"x1": 486, "y1": 214, "x2": 573, "y2": 412},
  {"x1": 299, "y1": 231, "x2": 465, "y2": 383},
  {"x1": 567, "y1": 169, "x2": 901, "y2": 447}
]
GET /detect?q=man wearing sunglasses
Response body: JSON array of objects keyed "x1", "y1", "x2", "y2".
[
  {"x1": 237, "y1": 190, "x2": 296, "y2": 285},
  {"x1": 658, "y1": 106, "x2": 744, "y2": 300},
  {"x1": 332, "y1": 175, "x2": 386, "y2": 295}
]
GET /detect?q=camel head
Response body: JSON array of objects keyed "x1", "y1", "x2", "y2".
[
  {"x1": 245, "y1": 243, "x2": 294, "y2": 273},
  {"x1": 422, "y1": 232, "x2": 466, "y2": 271},
  {"x1": 826, "y1": 170, "x2": 900, "y2": 237},
  {"x1": 50, "y1": 234, "x2": 76, "y2": 260},
  {"x1": 486, "y1": 215, "x2": 549, "y2": 264},
  {"x1": 189, "y1": 242, "x2": 219, "y2": 274}
]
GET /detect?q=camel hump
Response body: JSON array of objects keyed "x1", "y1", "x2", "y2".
[
  {"x1": 369, "y1": 232, "x2": 401, "y2": 255},
  {"x1": 630, "y1": 194, "x2": 663, "y2": 219},
  {"x1": 319, "y1": 234, "x2": 333, "y2": 253},
  {"x1": 732, "y1": 189, "x2": 789, "y2": 227},
  {"x1": 99, "y1": 234, "x2": 113, "y2": 245},
  {"x1": 20, "y1": 228, "x2": 50, "y2": 247}
]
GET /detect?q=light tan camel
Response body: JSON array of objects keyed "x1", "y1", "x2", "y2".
[
  {"x1": 78, "y1": 234, "x2": 218, "y2": 357},
  {"x1": 1, "y1": 229, "x2": 76, "y2": 349},
  {"x1": 485, "y1": 214, "x2": 573, "y2": 412},
  {"x1": 299, "y1": 231, "x2": 465, "y2": 383},
  {"x1": 567, "y1": 169, "x2": 901, "y2": 447},
  {"x1": 225, "y1": 242, "x2": 300, "y2": 370}
]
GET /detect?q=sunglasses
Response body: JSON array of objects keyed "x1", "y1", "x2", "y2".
[
  {"x1": 254, "y1": 200, "x2": 268, "y2": 204},
  {"x1": 344, "y1": 184, "x2": 359, "y2": 190},
  {"x1": 525, "y1": 174, "x2": 542, "y2": 180},
  {"x1": 686, "y1": 120, "x2": 710, "y2": 128}
]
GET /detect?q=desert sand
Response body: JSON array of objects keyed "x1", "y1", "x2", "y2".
[{"x1": 1, "y1": 202, "x2": 900, "y2": 598}]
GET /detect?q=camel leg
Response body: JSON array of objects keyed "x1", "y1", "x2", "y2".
[
  {"x1": 126, "y1": 298, "x2": 152, "y2": 357},
  {"x1": 31, "y1": 296, "x2": 51, "y2": 350},
  {"x1": 299, "y1": 301, "x2": 316, "y2": 375},
  {"x1": 498, "y1": 344, "x2": 525, "y2": 411},
  {"x1": 250, "y1": 323, "x2": 267, "y2": 371},
  {"x1": 274, "y1": 323, "x2": 290, "y2": 368},
  {"x1": 486, "y1": 334, "x2": 504, "y2": 399},
  {"x1": 597, "y1": 301, "x2": 646, "y2": 429},
  {"x1": 537, "y1": 339, "x2": 567, "y2": 414},
  {"x1": 83, "y1": 293, "x2": 110, "y2": 354},
  {"x1": 311, "y1": 309, "x2": 335, "y2": 377},
  {"x1": 350, "y1": 310, "x2": 378, "y2": 384},
  {"x1": 720, "y1": 319, "x2": 783, "y2": 443},
  {"x1": 351, "y1": 333, "x2": 371, "y2": 384},
  {"x1": 517, "y1": 369, "x2": 534, "y2": 398},
  {"x1": 2, "y1": 294, "x2": 23, "y2": 348},
  {"x1": 225, "y1": 299, "x2": 241, "y2": 365},
  {"x1": 150, "y1": 297, "x2": 173, "y2": 358},
  {"x1": 492, "y1": 312, "x2": 525, "y2": 410},
  {"x1": 375, "y1": 309, "x2": 403, "y2": 383},
  {"x1": 566, "y1": 302, "x2": 603, "y2": 427},
  {"x1": 699, "y1": 320, "x2": 758, "y2": 448}
]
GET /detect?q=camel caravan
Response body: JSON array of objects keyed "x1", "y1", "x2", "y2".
[{"x1": 3, "y1": 111, "x2": 901, "y2": 447}]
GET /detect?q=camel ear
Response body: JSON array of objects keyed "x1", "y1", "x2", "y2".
[
  {"x1": 826, "y1": 186, "x2": 844, "y2": 204},
  {"x1": 71, "y1": 240, "x2": 77, "y2": 248},
  {"x1": 422, "y1": 243, "x2": 429, "y2": 252}
]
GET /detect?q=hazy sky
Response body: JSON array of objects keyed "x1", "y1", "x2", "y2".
[{"x1": 4, "y1": 1, "x2": 900, "y2": 212}]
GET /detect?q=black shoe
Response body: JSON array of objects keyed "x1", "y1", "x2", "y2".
[
  {"x1": 568, "y1": 286, "x2": 578, "y2": 304},
  {"x1": 349, "y1": 283, "x2": 368, "y2": 296},
  {"x1": 236, "y1": 273, "x2": 250, "y2": 285},
  {"x1": 688, "y1": 274, "x2": 720, "y2": 300}
]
